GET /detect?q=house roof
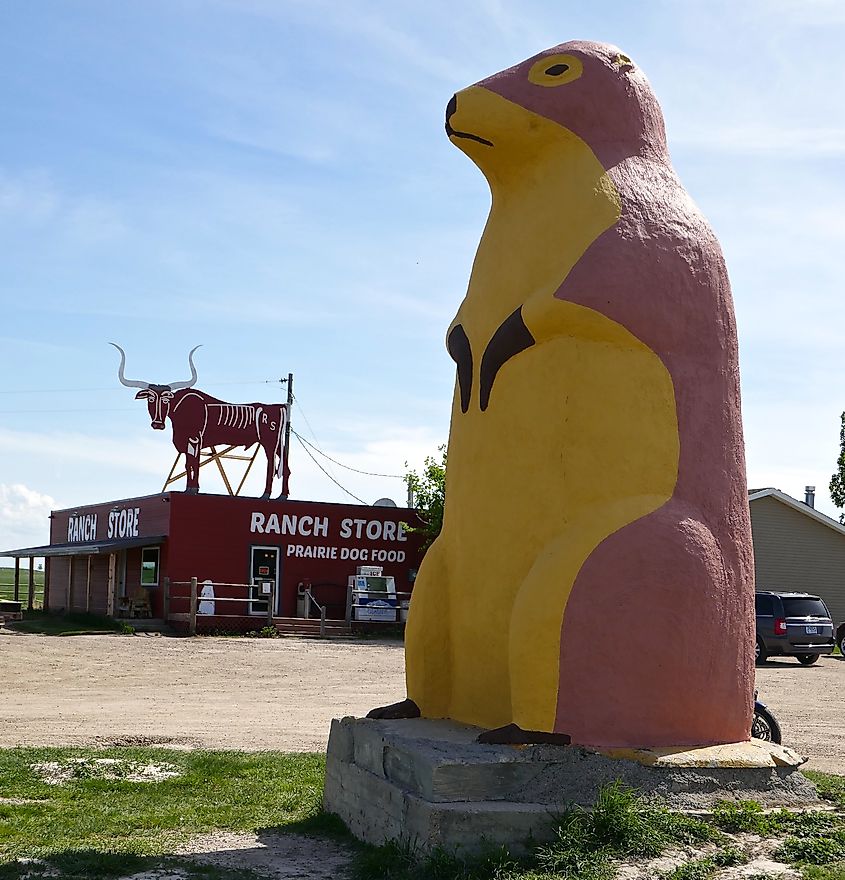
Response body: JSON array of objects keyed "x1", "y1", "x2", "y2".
[{"x1": 748, "y1": 488, "x2": 845, "y2": 539}]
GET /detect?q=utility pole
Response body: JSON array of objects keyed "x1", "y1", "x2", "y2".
[{"x1": 280, "y1": 372, "x2": 293, "y2": 499}]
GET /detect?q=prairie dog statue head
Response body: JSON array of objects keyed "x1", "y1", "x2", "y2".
[{"x1": 446, "y1": 41, "x2": 668, "y2": 178}]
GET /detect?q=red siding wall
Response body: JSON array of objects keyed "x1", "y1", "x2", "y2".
[
  {"x1": 50, "y1": 494, "x2": 171, "y2": 545},
  {"x1": 46, "y1": 493, "x2": 423, "y2": 622},
  {"x1": 47, "y1": 557, "x2": 68, "y2": 612},
  {"x1": 88, "y1": 555, "x2": 112, "y2": 615},
  {"x1": 167, "y1": 494, "x2": 423, "y2": 618}
]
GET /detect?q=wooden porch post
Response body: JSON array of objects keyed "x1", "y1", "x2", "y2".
[
  {"x1": 27, "y1": 557, "x2": 35, "y2": 611},
  {"x1": 86, "y1": 555, "x2": 92, "y2": 613},
  {"x1": 189, "y1": 577, "x2": 198, "y2": 636},
  {"x1": 107, "y1": 554, "x2": 116, "y2": 618},
  {"x1": 13, "y1": 558, "x2": 20, "y2": 602},
  {"x1": 66, "y1": 556, "x2": 73, "y2": 610},
  {"x1": 44, "y1": 557, "x2": 51, "y2": 610},
  {"x1": 163, "y1": 577, "x2": 170, "y2": 622}
]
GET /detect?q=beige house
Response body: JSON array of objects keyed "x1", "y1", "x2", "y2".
[{"x1": 749, "y1": 487, "x2": 845, "y2": 627}]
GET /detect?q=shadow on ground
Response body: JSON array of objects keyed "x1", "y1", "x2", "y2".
[{"x1": 0, "y1": 826, "x2": 354, "y2": 880}]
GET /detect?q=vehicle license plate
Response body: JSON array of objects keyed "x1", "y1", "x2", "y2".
[{"x1": 806, "y1": 626, "x2": 818, "y2": 635}]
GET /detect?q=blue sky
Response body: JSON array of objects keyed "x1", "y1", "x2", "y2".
[{"x1": 2, "y1": 0, "x2": 845, "y2": 553}]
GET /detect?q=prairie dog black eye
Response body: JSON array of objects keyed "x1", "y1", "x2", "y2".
[{"x1": 528, "y1": 54, "x2": 583, "y2": 87}]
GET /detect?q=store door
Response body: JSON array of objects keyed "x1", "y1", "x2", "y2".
[{"x1": 249, "y1": 546, "x2": 280, "y2": 616}]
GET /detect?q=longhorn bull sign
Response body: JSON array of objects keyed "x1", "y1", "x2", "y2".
[{"x1": 112, "y1": 344, "x2": 288, "y2": 498}]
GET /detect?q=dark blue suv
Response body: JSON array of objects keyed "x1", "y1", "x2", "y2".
[{"x1": 755, "y1": 591, "x2": 835, "y2": 665}]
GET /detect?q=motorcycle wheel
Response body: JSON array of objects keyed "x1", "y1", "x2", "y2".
[{"x1": 751, "y1": 705, "x2": 782, "y2": 744}]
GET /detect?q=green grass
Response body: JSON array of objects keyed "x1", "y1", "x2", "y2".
[
  {"x1": 802, "y1": 866, "x2": 845, "y2": 880},
  {"x1": 348, "y1": 775, "x2": 845, "y2": 880},
  {"x1": 658, "y1": 847, "x2": 745, "y2": 880},
  {"x1": 0, "y1": 567, "x2": 45, "y2": 609},
  {"x1": 0, "y1": 746, "x2": 330, "y2": 878},
  {"x1": 2, "y1": 748, "x2": 845, "y2": 880},
  {"x1": 349, "y1": 781, "x2": 722, "y2": 880},
  {"x1": 808, "y1": 770, "x2": 845, "y2": 808},
  {"x1": 0, "y1": 853, "x2": 263, "y2": 880},
  {"x1": 4, "y1": 610, "x2": 131, "y2": 636},
  {"x1": 531, "y1": 782, "x2": 720, "y2": 879},
  {"x1": 0, "y1": 567, "x2": 44, "y2": 588}
]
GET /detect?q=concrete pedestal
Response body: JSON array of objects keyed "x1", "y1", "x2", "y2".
[{"x1": 323, "y1": 717, "x2": 819, "y2": 856}]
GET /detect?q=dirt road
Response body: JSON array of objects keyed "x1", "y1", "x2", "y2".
[
  {"x1": 1, "y1": 630, "x2": 843, "y2": 774},
  {"x1": 755, "y1": 654, "x2": 845, "y2": 774},
  {"x1": 0, "y1": 630, "x2": 406, "y2": 752}
]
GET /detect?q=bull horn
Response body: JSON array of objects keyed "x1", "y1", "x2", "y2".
[
  {"x1": 110, "y1": 343, "x2": 149, "y2": 389},
  {"x1": 168, "y1": 345, "x2": 201, "y2": 391}
]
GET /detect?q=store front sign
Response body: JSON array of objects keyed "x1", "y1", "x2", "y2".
[
  {"x1": 67, "y1": 514, "x2": 98, "y2": 543},
  {"x1": 249, "y1": 511, "x2": 409, "y2": 564},
  {"x1": 108, "y1": 507, "x2": 141, "y2": 539},
  {"x1": 249, "y1": 512, "x2": 407, "y2": 542}
]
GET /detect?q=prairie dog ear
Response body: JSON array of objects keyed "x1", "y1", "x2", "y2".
[{"x1": 135, "y1": 389, "x2": 151, "y2": 400}]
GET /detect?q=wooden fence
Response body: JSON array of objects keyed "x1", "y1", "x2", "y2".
[{"x1": 166, "y1": 577, "x2": 276, "y2": 635}]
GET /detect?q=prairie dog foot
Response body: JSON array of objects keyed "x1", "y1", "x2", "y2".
[
  {"x1": 477, "y1": 723, "x2": 571, "y2": 746},
  {"x1": 366, "y1": 699, "x2": 421, "y2": 720}
]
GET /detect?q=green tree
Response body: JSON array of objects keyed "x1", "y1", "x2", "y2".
[
  {"x1": 830, "y1": 412, "x2": 845, "y2": 523},
  {"x1": 404, "y1": 445, "x2": 446, "y2": 550}
]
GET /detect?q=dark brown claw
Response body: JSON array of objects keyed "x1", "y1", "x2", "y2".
[
  {"x1": 476, "y1": 723, "x2": 571, "y2": 746},
  {"x1": 366, "y1": 698, "x2": 421, "y2": 720}
]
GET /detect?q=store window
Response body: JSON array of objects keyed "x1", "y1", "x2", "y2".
[{"x1": 140, "y1": 547, "x2": 160, "y2": 586}]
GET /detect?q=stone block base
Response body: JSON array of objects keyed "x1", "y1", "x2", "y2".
[{"x1": 323, "y1": 717, "x2": 819, "y2": 856}]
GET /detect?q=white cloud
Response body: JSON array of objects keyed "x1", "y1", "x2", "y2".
[
  {"x1": 0, "y1": 170, "x2": 59, "y2": 223},
  {"x1": 0, "y1": 168, "x2": 126, "y2": 242},
  {"x1": 220, "y1": 0, "x2": 475, "y2": 85},
  {"x1": 674, "y1": 126, "x2": 845, "y2": 157},
  {"x1": 284, "y1": 423, "x2": 445, "y2": 506},
  {"x1": 748, "y1": 0, "x2": 845, "y2": 24},
  {"x1": 0, "y1": 483, "x2": 56, "y2": 555},
  {"x1": 0, "y1": 428, "x2": 171, "y2": 477}
]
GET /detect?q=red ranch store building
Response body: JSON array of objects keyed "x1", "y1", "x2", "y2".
[{"x1": 5, "y1": 493, "x2": 423, "y2": 630}]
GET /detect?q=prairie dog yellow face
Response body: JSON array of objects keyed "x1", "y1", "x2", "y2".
[
  {"x1": 445, "y1": 85, "x2": 593, "y2": 184},
  {"x1": 446, "y1": 41, "x2": 667, "y2": 174}
]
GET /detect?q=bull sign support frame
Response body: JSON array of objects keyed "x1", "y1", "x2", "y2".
[
  {"x1": 161, "y1": 442, "x2": 264, "y2": 498},
  {"x1": 111, "y1": 344, "x2": 292, "y2": 499}
]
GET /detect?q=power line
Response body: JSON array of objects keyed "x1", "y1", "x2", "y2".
[
  {"x1": 292, "y1": 393, "x2": 342, "y2": 485},
  {"x1": 292, "y1": 431, "x2": 404, "y2": 479},
  {"x1": 0, "y1": 378, "x2": 289, "y2": 412},
  {"x1": 292, "y1": 394, "x2": 323, "y2": 448},
  {"x1": 0, "y1": 378, "x2": 287, "y2": 395},
  {"x1": 0, "y1": 407, "x2": 136, "y2": 414},
  {"x1": 293, "y1": 432, "x2": 366, "y2": 504},
  {"x1": 0, "y1": 386, "x2": 122, "y2": 395}
]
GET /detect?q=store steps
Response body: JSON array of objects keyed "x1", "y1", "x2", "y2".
[{"x1": 273, "y1": 616, "x2": 354, "y2": 638}]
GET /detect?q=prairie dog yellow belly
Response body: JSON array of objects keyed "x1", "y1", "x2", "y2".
[{"x1": 427, "y1": 307, "x2": 678, "y2": 730}]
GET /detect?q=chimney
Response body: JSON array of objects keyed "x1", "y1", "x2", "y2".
[{"x1": 805, "y1": 485, "x2": 816, "y2": 508}]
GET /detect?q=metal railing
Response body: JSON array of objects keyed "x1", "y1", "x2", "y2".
[{"x1": 303, "y1": 587, "x2": 327, "y2": 637}]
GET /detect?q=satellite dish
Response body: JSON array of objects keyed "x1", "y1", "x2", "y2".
[{"x1": 373, "y1": 497, "x2": 398, "y2": 507}]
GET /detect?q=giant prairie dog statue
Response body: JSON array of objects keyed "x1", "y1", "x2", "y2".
[{"x1": 375, "y1": 41, "x2": 754, "y2": 748}]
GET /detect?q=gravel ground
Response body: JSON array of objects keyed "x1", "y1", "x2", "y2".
[
  {"x1": 2, "y1": 630, "x2": 842, "y2": 879},
  {"x1": 755, "y1": 652, "x2": 845, "y2": 774},
  {"x1": 0, "y1": 629, "x2": 406, "y2": 752},
  {"x1": 1, "y1": 629, "x2": 842, "y2": 773},
  {"x1": 0, "y1": 630, "x2": 399, "y2": 878}
]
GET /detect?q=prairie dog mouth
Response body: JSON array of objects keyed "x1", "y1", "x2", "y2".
[{"x1": 446, "y1": 93, "x2": 494, "y2": 146}]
